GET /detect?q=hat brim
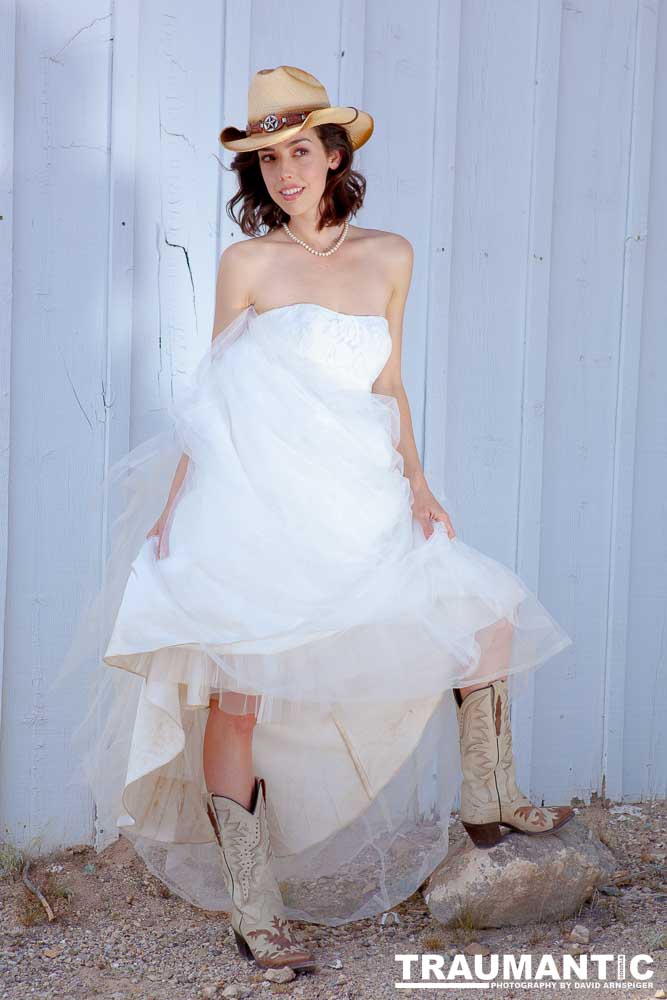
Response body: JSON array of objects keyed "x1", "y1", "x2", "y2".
[{"x1": 219, "y1": 106, "x2": 374, "y2": 152}]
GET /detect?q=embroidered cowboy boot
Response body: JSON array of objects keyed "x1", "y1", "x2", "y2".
[
  {"x1": 205, "y1": 776, "x2": 317, "y2": 971},
  {"x1": 454, "y1": 679, "x2": 574, "y2": 848}
]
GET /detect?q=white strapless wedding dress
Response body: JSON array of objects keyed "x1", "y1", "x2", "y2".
[{"x1": 59, "y1": 302, "x2": 572, "y2": 926}]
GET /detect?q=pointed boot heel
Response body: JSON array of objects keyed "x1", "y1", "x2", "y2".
[
  {"x1": 462, "y1": 821, "x2": 508, "y2": 849},
  {"x1": 233, "y1": 928, "x2": 254, "y2": 961}
]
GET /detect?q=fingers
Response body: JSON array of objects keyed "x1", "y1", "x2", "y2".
[
  {"x1": 421, "y1": 518, "x2": 434, "y2": 539},
  {"x1": 440, "y1": 513, "x2": 456, "y2": 540},
  {"x1": 156, "y1": 534, "x2": 169, "y2": 560},
  {"x1": 148, "y1": 516, "x2": 170, "y2": 559},
  {"x1": 425, "y1": 510, "x2": 456, "y2": 540}
]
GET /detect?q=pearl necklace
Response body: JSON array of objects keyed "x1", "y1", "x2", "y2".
[{"x1": 282, "y1": 219, "x2": 349, "y2": 257}]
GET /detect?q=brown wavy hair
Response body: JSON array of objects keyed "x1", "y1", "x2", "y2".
[{"x1": 224, "y1": 123, "x2": 367, "y2": 237}]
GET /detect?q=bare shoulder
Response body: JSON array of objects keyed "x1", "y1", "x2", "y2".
[
  {"x1": 216, "y1": 237, "x2": 269, "y2": 307},
  {"x1": 376, "y1": 228, "x2": 413, "y2": 266},
  {"x1": 351, "y1": 226, "x2": 413, "y2": 274},
  {"x1": 350, "y1": 228, "x2": 413, "y2": 322},
  {"x1": 217, "y1": 238, "x2": 252, "y2": 278},
  {"x1": 219, "y1": 235, "x2": 270, "y2": 269}
]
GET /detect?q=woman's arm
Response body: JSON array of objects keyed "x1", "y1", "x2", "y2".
[
  {"x1": 148, "y1": 244, "x2": 253, "y2": 557},
  {"x1": 211, "y1": 240, "x2": 254, "y2": 341},
  {"x1": 372, "y1": 235, "x2": 455, "y2": 541},
  {"x1": 171, "y1": 245, "x2": 252, "y2": 479}
]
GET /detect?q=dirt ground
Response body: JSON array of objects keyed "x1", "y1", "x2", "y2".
[{"x1": 1, "y1": 800, "x2": 665, "y2": 1000}]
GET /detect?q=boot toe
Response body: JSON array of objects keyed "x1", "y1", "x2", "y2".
[
  {"x1": 548, "y1": 805, "x2": 575, "y2": 829},
  {"x1": 257, "y1": 948, "x2": 318, "y2": 971}
]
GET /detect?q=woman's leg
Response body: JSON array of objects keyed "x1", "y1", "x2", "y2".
[
  {"x1": 459, "y1": 678, "x2": 506, "y2": 698},
  {"x1": 454, "y1": 618, "x2": 573, "y2": 846},
  {"x1": 203, "y1": 693, "x2": 315, "y2": 969},
  {"x1": 459, "y1": 617, "x2": 513, "y2": 698},
  {"x1": 204, "y1": 695, "x2": 257, "y2": 810}
]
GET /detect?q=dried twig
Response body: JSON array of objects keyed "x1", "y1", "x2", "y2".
[{"x1": 22, "y1": 859, "x2": 55, "y2": 922}]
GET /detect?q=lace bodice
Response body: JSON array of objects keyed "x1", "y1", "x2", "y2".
[{"x1": 250, "y1": 302, "x2": 392, "y2": 391}]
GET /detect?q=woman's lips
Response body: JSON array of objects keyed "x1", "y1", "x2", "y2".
[{"x1": 279, "y1": 186, "x2": 304, "y2": 202}]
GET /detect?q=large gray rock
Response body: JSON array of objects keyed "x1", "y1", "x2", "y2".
[{"x1": 423, "y1": 816, "x2": 617, "y2": 928}]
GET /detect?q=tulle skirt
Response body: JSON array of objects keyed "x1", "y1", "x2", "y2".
[{"x1": 53, "y1": 304, "x2": 573, "y2": 924}]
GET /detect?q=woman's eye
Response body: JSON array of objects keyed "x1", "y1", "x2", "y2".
[{"x1": 261, "y1": 148, "x2": 308, "y2": 163}]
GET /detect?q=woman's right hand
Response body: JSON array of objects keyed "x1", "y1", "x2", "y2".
[{"x1": 146, "y1": 507, "x2": 173, "y2": 560}]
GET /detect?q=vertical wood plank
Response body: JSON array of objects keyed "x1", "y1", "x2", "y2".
[
  {"x1": 511, "y1": 0, "x2": 564, "y2": 796},
  {"x1": 93, "y1": 0, "x2": 141, "y2": 848},
  {"x1": 420, "y1": 0, "x2": 464, "y2": 811},
  {"x1": 0, "y1": 0, "x2": 17, "y2": 742},
  {"x1": 0, "y1": 2, "x2": 114, "y2": 849},
  {"x1": 534, "y1": 0, "x2": 641, "y2": 802},
  {"x1": 622, "y1": 0, "x2": 667, "y2": 801},
  {"x1": 602, "y1": 0, "x2": 659, "y2": 801}
]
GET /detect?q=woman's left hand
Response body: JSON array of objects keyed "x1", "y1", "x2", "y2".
[{"x1": 411, "y1": 482, "x2": 456, "y2": 540}]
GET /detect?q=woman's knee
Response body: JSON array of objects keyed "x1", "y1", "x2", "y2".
[
  {"x1": 496, "y1": 617, "x2": 514, "y2": 640},
  {"x1": 209, "y1": 698, "x2": 257, "y2": 732}
]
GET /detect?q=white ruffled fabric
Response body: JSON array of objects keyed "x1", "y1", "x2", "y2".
[{"x1": 54, "y1": 302, "x2": 572, "y2": 925}]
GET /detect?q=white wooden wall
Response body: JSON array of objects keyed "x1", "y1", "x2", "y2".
[{"x1": 1, "y1": 0, "x2": 665, "y2": 853}]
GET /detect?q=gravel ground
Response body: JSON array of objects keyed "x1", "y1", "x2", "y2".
[{"x1": 1, "y1": 800, "x2": 665, "y2": 1000}]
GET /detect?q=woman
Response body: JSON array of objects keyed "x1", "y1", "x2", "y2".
[{"x1": 60, "y1": 65, "x2": 574, "y2": 974}]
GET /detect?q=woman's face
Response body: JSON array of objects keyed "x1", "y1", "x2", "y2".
[{"x1": 257, "y1": 128, "x2": 342, "y2": 219}]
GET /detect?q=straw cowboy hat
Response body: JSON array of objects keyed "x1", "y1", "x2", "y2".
[{"x1": 219, "y1": 65, "x2": 374, "y2": 153}]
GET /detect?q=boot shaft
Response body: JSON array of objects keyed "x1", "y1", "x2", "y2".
[
  {"x1": 205, "y1": 776, "x2": 316, "y2": 970},
  {"x1": 455, "y1": 679, "x2": 574, "y2": 840},
  {"x1": 206, "y1": 778, "x2": 276, "y2": 912}
]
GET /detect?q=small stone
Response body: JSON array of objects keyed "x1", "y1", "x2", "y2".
[
  {"x1": 263, "y1": 967, "x2": 296, "y2": 983},
  {"x1": 221, "y1": 986, "x2": 247, "y2": 998},
  {"x1": 43, "y1": 948, "x2": 61, "y2": 959},
  {"x1": 569, "y1": 923, "x2": 590, "y2": 944},
  {"x1": 464, "y1": 942, "x2": 490, "y2": 956},
  {"x1": 612, "y1": 869, "x2": 632, "y2": 885},
  {"x1": 200, "y1": 988, "x2": 217, "y2": 999},
  {"x1": 653, "y1": 992, "x2": 666, "y2": 999}
]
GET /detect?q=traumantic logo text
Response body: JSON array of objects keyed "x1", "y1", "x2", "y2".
[{"x1": 394, "y1": 952, "x2": 654, "y2": 990}]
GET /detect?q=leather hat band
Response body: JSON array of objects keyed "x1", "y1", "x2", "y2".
[{"x1": 245, "y1": 110, "x2": 310, "y2": 136}]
